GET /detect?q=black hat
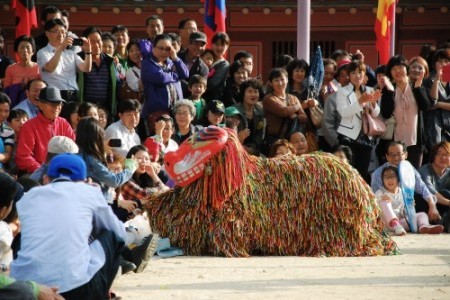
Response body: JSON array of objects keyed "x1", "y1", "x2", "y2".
[
  {"x1": 207, "y1": 100, "x2": 225, "y2": 114},
  {"x1": 38, "y1": 87, "x2": 66, "y2": 103},
  {"x1": 189, "y1": 31, "x2": 207, "y2": 44}
]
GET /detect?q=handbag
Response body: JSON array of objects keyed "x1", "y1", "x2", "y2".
[
  {"x1": 380, "y1": 115, "x2": 396, "y2": 140},
  {"x1": 118, "y1": 69, "x2": 144, "y2": 103},
  {"x1": 362, "y1": 111, "x2": 386, "y2": 137},
  {"x1": 309, "y1": 106, "x2": 323, "y2": 128}
]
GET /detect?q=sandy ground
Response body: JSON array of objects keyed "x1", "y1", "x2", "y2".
[{"x1": 114, "y1": 234, "x2": 450, "y2": 299}]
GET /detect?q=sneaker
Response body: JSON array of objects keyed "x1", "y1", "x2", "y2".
[
  {"x1": 393, "y1": 224, "x2": 406, "y2": 236},
  {"x1": 419, "y1": 225, "x2": 444, "y2": 234},
  {"x1": 131, "y1": 234, "x2": 159, "y2": 273}
]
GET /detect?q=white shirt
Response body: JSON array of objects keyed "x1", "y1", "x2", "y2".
[
  {"x1": 10, "y1": 181, "x2": 126, "y2": 293},
  {"x1": 37, "y1": 44, "x2": 84, "y2": 90},
  {"x1": 125, "y1": 65, "x2": 141, "y2": 92},
  {"x1": 105, "y1": 120, "x2": 141, "y2": 158}
]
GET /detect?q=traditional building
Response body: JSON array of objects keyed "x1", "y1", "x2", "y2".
[{"x1": 0, "y1": 0, "x2": 448, "y2": 79}]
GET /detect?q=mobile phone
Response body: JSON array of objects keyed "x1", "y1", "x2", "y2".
[
  {"x1": 108, "y1": 139, "x2": 122, "y2": 148},
  {"x1": 442, "y1": 64, "x2": 450, "y2": 82},
  {"x1": 72, "y1": 38, "x2": 83, "y2": 46}
]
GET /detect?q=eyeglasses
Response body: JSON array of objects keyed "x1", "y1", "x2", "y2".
[
  {"x1": 48, "y1": 29, "x2": 66, "y2": 35},
  {"x1": 155, "y1": 46, "x2": 171, "y2": 52},
  {"x1": 436, "y1": 152, "x2": 450, "y2": 158},
  {"x1": 387, "y1": 152, "x2": 405, "y2": 158}
]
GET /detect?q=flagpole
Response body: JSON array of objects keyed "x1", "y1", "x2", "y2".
[
  {"x1": 390, "y1": 1, "x2": 396, "y2": 58},
  {"x1": 297, "y1": 0, "x2": 310, "y2": 63}
]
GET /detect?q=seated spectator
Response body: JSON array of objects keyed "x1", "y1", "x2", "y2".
[
  {"x1": 59, "y1": 101, "x2": 80, "y2": 131},
  {"x1": 172, "y1": 99, "x2": 202, "y2": 145},
  {"x1": 10, "y1": 153, "x2": 130, "y2": 299},
  {"x1": 232, "y1": 79, "x2": 265, "y2": 155},
  {"x1": 121, "y1": 145, "x2": 169, "y2": 208},
  {"x1": 289, "y1": 131, "x2": 309, "y2": 155},
  {"x1": 15, "y1": 87, "x2": 75, "y2": 174},
  {"x1": 269, "y1": 139, "x2": 296, "y2": 157},
  {"x1": 371, "y1": 141, "x2": 440, "y2": 222},
  {"x1": 3, "y1": 35, "x2": 41, "y2": 106},
  {"x1": 375, "y1": 166, "x2": 443, "y2": 235},
  {"x1": 418, "y1": 141, "x2": 450, "y2": 218},
  {"x1": 105, "y1": 99, "x2": 141, "y2": 158},
  {"x1": 201, "y1": 100, "x2": 226, "y2": 127},
  {"x1": 77, "y1": 117, "x2": 136, "y2": 202},
  {"x1": 37, "y1": 18, "x2": 91, "y2": 102},
  {"x1": 6, "y1": 109, "x2": 28, "y2": 174},
  {"x1": 29, "y1": 135, "x2": 79, "y2": 184},
  {"x1": 149, "y1": 114, "x2": 178, "y2": 156},
  {"x1": 332, "y1": 145, "x2": 353, "y2": 165},
  {"x1": 0, "y1": 93, "x2": 14, "y2": 170},
  {"x1": 78, "y1": 101, "x2": 99, "y2": 120},
  {"x1": 97, "y1": 105, "x2": 111, "y2": 129},
  {"x1": 12, "y1": 78, "x2": 46, "y2": 119}
]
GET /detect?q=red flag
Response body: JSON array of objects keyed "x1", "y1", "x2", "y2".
[
  {"x1": 202, "y1": 0, "x2": 226, "y2": 46},
  {"x1": 12, "y1": 0, "x2": 38, "y2": 38},
  {"x1": 374, "y1": 0, "x2": 396, "y2": 64}
]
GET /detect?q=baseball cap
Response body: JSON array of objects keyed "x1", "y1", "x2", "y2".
[
  {"x1": 207, "y1": 100, "x2": 225, "y2": 114},
  {"x1": 38, "y1": 87, "x2": 66, "y2": 103},
  {"x1": 189, "y1": 31, "x2": 207, "y2": 44},
  {"x1": 225, "y1": 106, "x2": 240, "y2": 117},
  {"x1": 48, "y1": 136, "x2": 79, "y2": 154},
  {"x1": 47, "y1": 153, "x2": 87, "y2": 181}
]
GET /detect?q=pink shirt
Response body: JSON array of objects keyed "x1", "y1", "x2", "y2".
[
  {"x1": 3, "y1": 63, "x2": 41, "y2": 88},
  {"x1": 394, "y1": 84, "x2": 418, "y2": 147}
]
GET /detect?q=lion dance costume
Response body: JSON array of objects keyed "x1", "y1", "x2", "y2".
[{"x1": 146, "y1": 126, "x2": 398, "y2": 257}]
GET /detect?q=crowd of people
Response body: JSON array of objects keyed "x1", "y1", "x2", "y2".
[{"x1": 0, "y1": 4, "x2": 450, "y2": 299}]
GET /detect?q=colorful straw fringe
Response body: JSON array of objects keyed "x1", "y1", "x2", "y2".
[{"x1": 146, "y1": 133, "x2": 399, "y2": 257}]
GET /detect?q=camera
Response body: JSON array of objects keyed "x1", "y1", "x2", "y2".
[{"x1": 72, "y1": 38, "x2": 84, "y2": 46}]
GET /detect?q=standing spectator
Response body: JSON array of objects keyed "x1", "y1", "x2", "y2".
[
  {"x1": 78, "y1": 27, "x2": 118, "y2": 116},
  {"x1": 178, "y1": 18, "x2": 198, "y2": 52},
  {"x1": 60, "y1": 9, "x2": 81, "y2": 54},
  {"x1": 379, "y1": 55, "x2": 430, "y2": 168},
  {"x1": 111, "y1": 25, "x2": 130, "y2": 73},
  {"x1": 319, "y1": 58, "x2": 338, "y2": 104},
  {"x1": 105, "y1": 99, "x2": 141, "y2": 158},
  {"x1": 0, "y1": 29, "x2": 14, "y2": 84},
  {"x1": 336, "y1": 60, "x2": 381, "y2": 182},
  {"x1": 178, "y1": 31, "x2": 209, "y2": 98},
  {"x1": 12, "y1": 79, "x2": 46, "y2": 119},
  {"x1": 222, "y1": 60, "x2": 249, "y2": 107},
  {"x1": 139, "y1": 15, "x2": 164, "y2": 58},
  {"x1": 187, "y1": 75, "x2": 207, "y2": 124},
  {"x1": 232, "y1": 78, "x2": 265, "y2": 155},
  {"x1": 203, "y1": 32, "x2": 230, "y2": 101},
  {"x1": 15, "y1": 87, "x2": 75, "y2": 174},
  {"x1": 3, "y1": 35, "x2": 40, "y2": 106},
  {"x1": 37, "y1": 18, "x2": 92, "y2": 102},
  {"x1": 33, "y1": 5, "x2": 62, "y2": 60},
  {"x1": 141, "y1": 34, "x2": 189, "y2": 134},
  {"x1": 124, "y1": 40, "x2": 143, "y2": 97},
  {"x1": 263, "y1": 68, "x2": 307, "y2": 152}
]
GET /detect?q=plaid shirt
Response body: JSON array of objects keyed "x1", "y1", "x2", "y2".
[{"x1": 121, "y1": 178, "x2": 160, "y2": 200}]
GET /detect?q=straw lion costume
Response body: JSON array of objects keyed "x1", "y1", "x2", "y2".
[{"x1": 146, "y1": 126, "x2": 398, "y2": 257}]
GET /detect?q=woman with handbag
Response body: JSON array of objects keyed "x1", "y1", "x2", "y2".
[
  {"x1": 263, "y1": 68, "x2": 308, "y2": 153},
  {"x1": 379, "y1": 55, "x2": 431, "y2": 169},
  {"x1": 336, "y1": 60, "x2": 381, "y2": 183}
]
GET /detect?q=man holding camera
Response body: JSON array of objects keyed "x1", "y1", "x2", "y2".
[{"x1": 37, "y1": 18, "x2": 91, "y2": 102}]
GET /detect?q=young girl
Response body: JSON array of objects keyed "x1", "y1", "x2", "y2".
[{"x1": 375, "y1": 166, "x2": 444, "y2": 235}]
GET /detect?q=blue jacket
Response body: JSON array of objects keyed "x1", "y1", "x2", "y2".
[{"x1": 141, "y1": 54, "x2": 189, "y2": 118}]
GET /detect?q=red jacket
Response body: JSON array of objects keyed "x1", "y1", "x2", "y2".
[{"x1": 16, "y1": 113, "x2": 75, "y2": 173}]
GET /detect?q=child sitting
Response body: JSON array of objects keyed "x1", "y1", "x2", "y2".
[{"x1": 375, "y1": 166, "x2": 444, "y2": 235}]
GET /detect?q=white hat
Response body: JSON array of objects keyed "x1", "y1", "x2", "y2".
[{"x1": 47, "y1": 136, "x2": 79, "y2": 154}]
